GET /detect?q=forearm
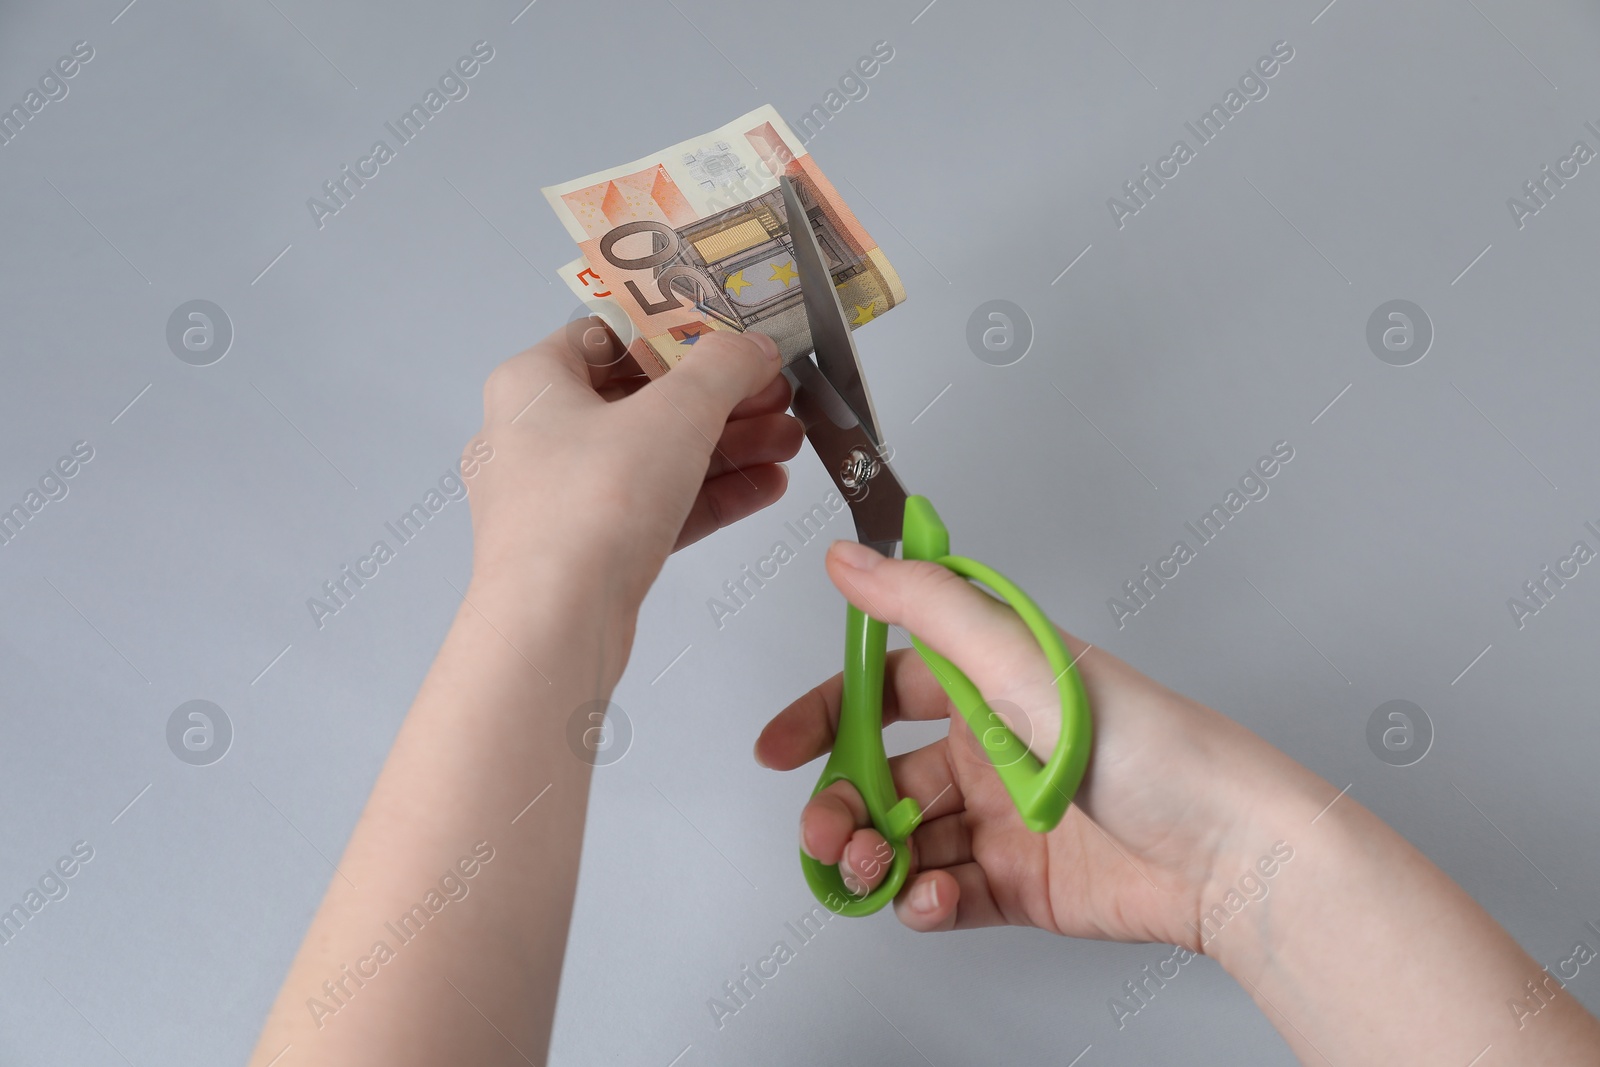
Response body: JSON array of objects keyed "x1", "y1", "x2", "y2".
[
  {"x1": 249, "y1": 566, "x2": 622, "y2": 1066},
  {"x1": 1208, "y1": 770, "x2": 1600, "y2": 1066}
]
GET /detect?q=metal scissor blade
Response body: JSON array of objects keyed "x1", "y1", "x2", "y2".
[
  {"x1": 779, "y1": 175, "x2": 884, "y2": 448},
  {"x1": 788, "y1": 355, "x2": 907, "y2": 555}
]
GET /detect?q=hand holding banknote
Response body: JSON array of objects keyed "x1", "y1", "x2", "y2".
[
  {"x1": 467, "y1": 320, "x2": 803, "y2": 609},
  {"x1": 247, "y1": 315, "x2": 803, "y2": 1067}
]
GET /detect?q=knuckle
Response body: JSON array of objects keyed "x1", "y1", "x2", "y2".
[
  {"x1": 897, "y1": 558, "x2": 965, "y2": 606},
  {"x1": 702, "y1": 481, "x2": 728, "y2": 531},
  {"x1": 481, "y1": 358, "x2": 529, "y2": 413}
]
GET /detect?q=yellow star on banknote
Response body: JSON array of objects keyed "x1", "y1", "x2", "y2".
[
  {"x1": 769, "y1": 260, "x2": 799, "y2": 287},
  {"x1": 724, "y1": 270, "x2": 752, "y2": 296},
  {"x1": 851, "y1": 302, "x2": 879, "y2": 326}
]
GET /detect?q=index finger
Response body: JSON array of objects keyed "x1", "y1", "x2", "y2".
[{"x1": 754, "y1": 647, "x2": 953, "y2": 771}]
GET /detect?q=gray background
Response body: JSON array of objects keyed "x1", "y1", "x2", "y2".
[{"x1": 1, "y1": 0, "x2": 1597, "y2": 1063}]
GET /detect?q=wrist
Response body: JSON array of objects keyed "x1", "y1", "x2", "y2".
[
  {"x1": 1176, "y1": 762, "x2": 1591, "y2": 1064},
  {"x1": 1188, "y1": 744, "x2": 1342, "y2": 976},
  {"x1": 462, "y1": 554, "x2": 638, "y2": 698},
  {"x1": 1177, "y1": 713, "x2": 1334, "y2": 968}
]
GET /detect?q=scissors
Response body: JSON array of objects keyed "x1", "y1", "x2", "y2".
[{"x1": 775, "y1": 175, "x2": 1093, "y2": 917}]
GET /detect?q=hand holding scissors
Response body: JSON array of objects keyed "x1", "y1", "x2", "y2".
[{"x1": 775, "y1": 176, "x2": 1092, "y2": 917}]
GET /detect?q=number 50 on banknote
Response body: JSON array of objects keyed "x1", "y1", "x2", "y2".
[{"x1": 543, "y1": 104, "x2": 906, "y2": 377}]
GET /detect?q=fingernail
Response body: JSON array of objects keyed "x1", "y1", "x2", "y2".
[
  {"x1": 910, "y1": 878, "x2": 939, "y2": 914},
  {"x1": 750, "y1": 331, "x2": 781, "y2": 363},
  {"x1": 798, "y1": 811, "x2": 816, "y2": 860},
  {"x1": 830, "y1": 539, "x2": 883, "y2": 572},
  {"x1": 753, "y1": 737, "x2": 770, "y2": 769}
]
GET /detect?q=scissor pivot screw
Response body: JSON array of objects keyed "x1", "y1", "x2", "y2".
[{"x1": 839, "y1": 448, "x2": 880, "y2": 489}]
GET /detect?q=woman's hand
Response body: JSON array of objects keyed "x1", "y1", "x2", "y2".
[
  {"x1": 755, "y1": 540, "x2": 1320, "y2": 948},
  {"x1": 250, "y1": 321, "x2": 804, "y2": 1067},
  {"x1": 466, "y1": 319, "x2": 802, "y2": 660},
  {"x1": 756, "y1": 543, "x2": 1600, "y2": 1065}
]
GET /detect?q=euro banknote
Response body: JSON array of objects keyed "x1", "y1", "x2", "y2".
[{"x1": 543, "y1": 104, "x2": 905, "y2": 377}]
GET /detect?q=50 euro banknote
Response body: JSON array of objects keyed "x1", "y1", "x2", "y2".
[{"x1": 543, "y1": 104, "x2": 905, "y2": 377}]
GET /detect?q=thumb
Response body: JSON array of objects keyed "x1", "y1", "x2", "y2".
[
  {"x1": 825, "y1": 539, "x2": 1071, "y2": 753},
  {"x1": 631, "y1": 331, "x2": 782, "y2": 450}
]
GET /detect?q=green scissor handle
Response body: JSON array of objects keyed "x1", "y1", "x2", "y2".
[{"x1": 800, "y1": 496, "x2": 1093, "y2": 916}]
